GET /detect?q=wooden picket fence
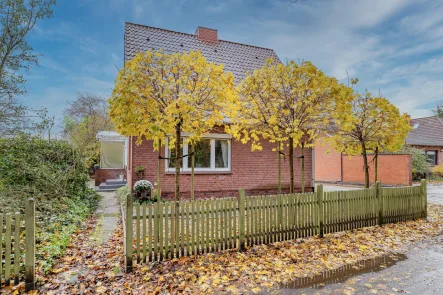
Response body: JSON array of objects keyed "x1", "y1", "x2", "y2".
[
  {"x1": 0, "y1": 198, "x2": 36, "y2": 291},
  {"x1": 124, "y1": 180, "x2": 427, "y2": 271}
]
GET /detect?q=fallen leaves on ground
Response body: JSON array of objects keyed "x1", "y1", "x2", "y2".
[{"x1": 35, "y1": 204, "x2": 443, "y2": 295}]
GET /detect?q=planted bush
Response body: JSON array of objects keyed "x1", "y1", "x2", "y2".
[{"x1": 0, "y1": 134, "x2": 100, "y2": 272}]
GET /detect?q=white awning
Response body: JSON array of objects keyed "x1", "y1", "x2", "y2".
[{"x1": 96, "y1": 131, "x2": 127, "y2": 141}]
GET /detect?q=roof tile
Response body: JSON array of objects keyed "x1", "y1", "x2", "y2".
[
  {"x1": 124, "y1": 22, "x2": 281, "y2": 83},
  {"x1": 407, "y1": 116, "x2": 443, "y2": 146}
]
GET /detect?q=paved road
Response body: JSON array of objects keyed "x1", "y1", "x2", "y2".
[
  {"x1": 276, "y1": 183, "x2": 443, "y2": 295},
  {"x1": 278, "y1": 237, "x2": 443, "y2": 295},
  {"x1": 427, "y1": 183, "x2": 443, "y2": 205}
]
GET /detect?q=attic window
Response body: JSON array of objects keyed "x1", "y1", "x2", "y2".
[
  {"x1": 180, "y1": 43, "x2": 184, "y2": 47},
  {"x1": 146, "y1": 37, "x2": 150, "y2": 41},
  {"x1": 413, "y1": 123, "x2": 420, "y2": 129},
  {"x1": 214, "y1": 49, "x2": 218, "y2": 52},
  {"x1": 255, "y1": 56, "x2": 259, "y2": 59}
]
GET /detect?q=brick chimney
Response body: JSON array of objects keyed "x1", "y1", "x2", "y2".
[{"x1": 195, "y1": 26, "x2": 218, "y2": 43}]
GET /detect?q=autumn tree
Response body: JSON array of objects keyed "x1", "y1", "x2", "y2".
[
  {"x1": 63, "y1": 93, "x2": 113, "y2": 169},
  {"x1": 227, "y1": 60, "x2": 352, "y2": 193},
  {"x1": 330, "y1": 92, "x2": 411, "y2": 188},
  {"x1": 109, "y1": 50, "x2": 235, "y2": 240},
  {"x1": 371, "y1": 101, "x2": 411, "y2": 182}
]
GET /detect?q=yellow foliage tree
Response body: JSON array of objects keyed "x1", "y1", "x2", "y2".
[
  {"x1": 227, "y1": 60, "x2": 353, "y2": 193},
  {"x1": 109, "y1": 50, "x2": 236, "y2": 241},
  {"x1": 330, "y1": 91, "x2": 412, "y2": 188}
]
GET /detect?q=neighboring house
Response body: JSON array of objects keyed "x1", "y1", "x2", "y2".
[
  {"x1": 406, "y1": 116, "x2": 443, "y2": 166},
  {"x1": 96, "y1": 22, "x2": 314, "y2": 197}
]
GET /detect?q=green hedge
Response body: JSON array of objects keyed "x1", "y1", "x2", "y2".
[{"x1": 0, "y1": 134, "x2": 100, "y2": 273}]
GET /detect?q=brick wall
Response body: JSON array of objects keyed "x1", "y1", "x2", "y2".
[
  {"x1": 130, "y1": 137, "x2": 313, "y2": 199},
  {"x1": 315, "y1": 139, "x2": 412, "y2": 186},
  {"x1": 314, "y1": 138, "x2": 342, "y2": 182},
  {"x1": 342, "y1": 154, "x2": 412, "y2": 186},
  {"x1": 95, "y1": 168, "x2": 126, "y2": 186}
]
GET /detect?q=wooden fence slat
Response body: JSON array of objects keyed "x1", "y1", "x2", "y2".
[
  {"x1": 211, "y1": 200, "x2": 215, "y2": 252},
  {"x1": 125, "y1": 195, "x2": 133, "y2": 272},
  {"x1": 191, "y1": 200, "x2": 196, "y2": 255},
  {"x1": 136, "y1": 203, "x2": 140, "y2": 264},
  {"x1": 224, "y1": 198, "x2": 228, "y2": 249},
  {"x1": 164, "y1": 202, "x2": 170, "y2": 259},
  {"x1": 14, "y1": 213, "x2": 20, "y2": 285},
  {"x1": 204, "y1": 200, "x2": 209, "y2": 253},
  {"x1": 159, "y1": 202, "x2": 164, "y2": 261},
  {"x1": 186, "y1": 201, "x2": 190, "y2": 256},
  {"x1": 5, "y1": 213, "x2": 11, "y2": 286},
  {"x1": 25, "y1": 199, "x2": 35, "y2": 292},
  {"x1": 181, "y1": 201, "x2": 185, "y2": 257},
  {"x1": 146, "y1": 203, "x2": 150, "y2": 262}
]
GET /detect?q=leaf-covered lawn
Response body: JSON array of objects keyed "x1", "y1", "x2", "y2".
[{"x1": 37, "y1": 205, "x2": 443, "y2": 295}]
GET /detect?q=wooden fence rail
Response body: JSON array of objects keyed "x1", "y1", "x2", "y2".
[
  {"x1": 0, "y1": 198, "x2": 36, "y2": 291},
  {"x1": 125, "y1": 180, "x2": 427, "y2": 271}
]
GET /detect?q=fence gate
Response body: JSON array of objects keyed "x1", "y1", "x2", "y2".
[{"x1": 0, "y1": 198, "x2": 36, "y2": 291}]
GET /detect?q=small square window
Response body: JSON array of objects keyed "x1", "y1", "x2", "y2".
[{"x1": 425, "y1": 150, "x2": 438, "y2": 165}]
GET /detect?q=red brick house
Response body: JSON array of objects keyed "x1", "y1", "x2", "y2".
[
  {"x1": 96, "y1": 22, "x2": 314, "y2": 197},
  {"x1": 407, "y1": 116, "x2": 443, "y2": 166}
]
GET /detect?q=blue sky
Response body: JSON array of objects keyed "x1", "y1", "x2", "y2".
[{"x1": 20, "y1": 0, "x2": 443, "y2": 131}]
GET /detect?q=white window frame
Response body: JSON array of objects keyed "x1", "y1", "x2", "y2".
[{"x1": 165, "y1": 133, "x2": 232, "y2": 173}]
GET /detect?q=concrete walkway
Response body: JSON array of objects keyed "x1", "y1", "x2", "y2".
[{"x1": 91, "y1": 191, "x2": 120, "y2": 245}]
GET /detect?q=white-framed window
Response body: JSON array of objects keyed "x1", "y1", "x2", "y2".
[{"x1": 165, "y1": 134, "x2": 231, "y2": 172}]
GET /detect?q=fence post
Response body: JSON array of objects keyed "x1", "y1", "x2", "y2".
[
  {"x1": 25, "y1": 198, "x2": 35, "y2": 292},
  {"x1": 238, "y1": 189, "x2": 246, "y2": 251},
  {"x1": 376, "y1": 181, "x2": 383, "y2": 226},
  {"x1": 316, "y1": 184, "x2": 324, "y2": 238},
  {"x1": 421, "y1": 179, "x2": 427, "y2": 218},
  {"x1": 125, "y1": 194, "x2": 133, "y2": 272}
]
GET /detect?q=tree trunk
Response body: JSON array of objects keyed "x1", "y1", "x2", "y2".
[
  {"x1": 289, "y1": 137, "x2": 294, "y2": 194},
  {"x1": 278, "y1": 142, "x2": 282, "y2": 195},
  {"x1": 301, "y1": 142, "x2": 305, "y2": 193},
  {"x1": 157, "y1": 138, "x2": 161, "y2": 201},
  {"x1": 374, "y1": 147, "x2": 379, "y2": 183},
  {"x1": 361, "y1": 142, "x2": 370, "y2": 188},
  {"x1": 191, "y1": 143, "x2": 195, "y2": 201},
  {"x1": 174, "y1": 124, "x2": 181, "y2": 246},
  {"x1": 175, "y1": 125, "x2": 181, "y2": 201}
]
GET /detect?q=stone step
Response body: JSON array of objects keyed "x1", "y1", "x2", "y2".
[
  {"x1": 105, "y1": 179, "x2": 127, "y2": 185},
  {"x1": 98, "y1": 182, "x2": 126, "y2": 191}
]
